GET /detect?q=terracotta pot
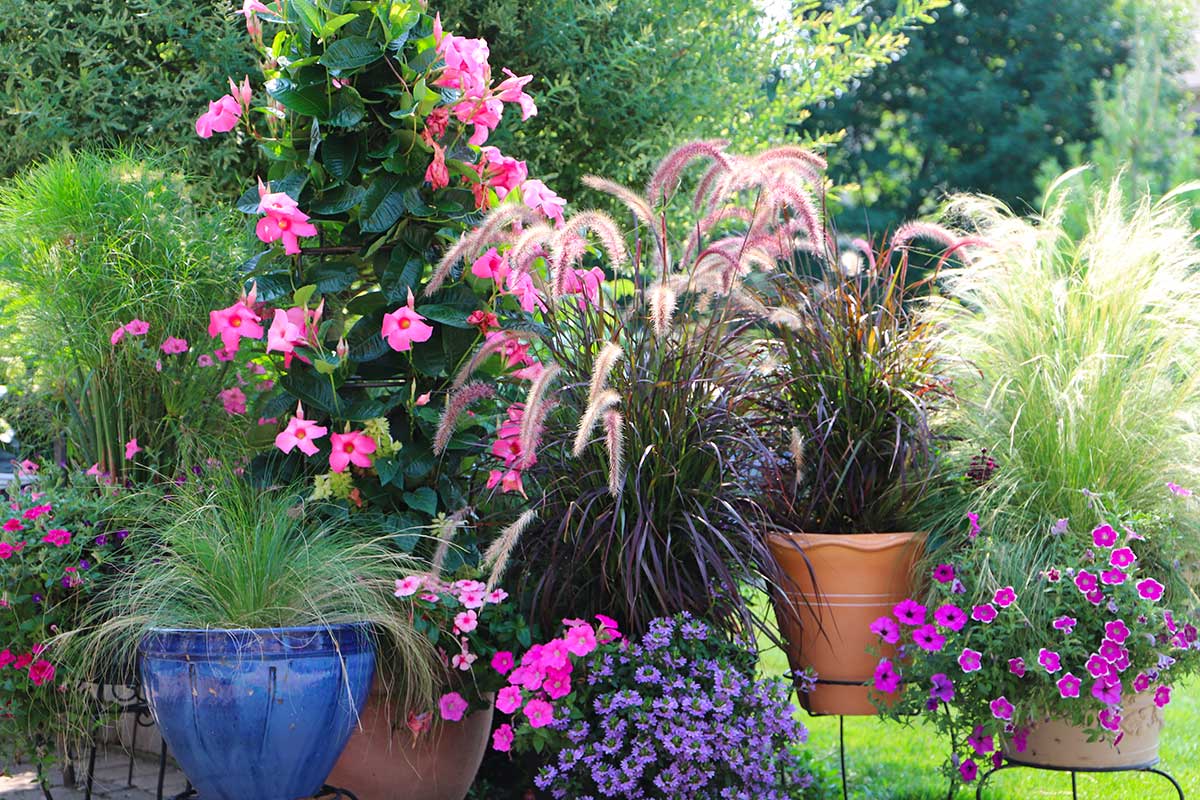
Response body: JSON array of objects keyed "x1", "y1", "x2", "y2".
[
  {"x1": 325, "y1": 687, "x2": 494, "y2": 800},
  {"x1": 1002, "y1": 692, "x2": 1164, "y2": 769},
  {"x1": 768, "y1": 531, "x2": 926, "y2": 716}
]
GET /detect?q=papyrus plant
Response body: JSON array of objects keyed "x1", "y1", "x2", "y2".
[{"x1": 430, "y1": 140, "x2": 847, "y2": 638}]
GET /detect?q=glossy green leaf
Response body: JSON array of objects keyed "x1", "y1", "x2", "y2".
[
  {"x1": 415, "y1": 303, "x2": 475, "y2": 329},
  {"x1": 358, "y1": 174, "x2": 409, "y2": 233},
  {"x1": 322, "y1": 134, "x2": 359, "y2": 181},
  {"x1": 311, "y1": 262, "x2": 358, "y2": 293},
  {"x1": 402, "y1": 486, "x2": 437, "y2": 516},
  {"x1": 320, "y1": 36, "x2": 383, "y2": 70},
  {"x1": 265, "y1": 77, "x2": 330, "y2": 119},
  {"x1": 309, "y1": 184, "x2": 365, "y2": 215},
  {"x1": 293, "y1": 284, "x2": 317, "y2": 307}
]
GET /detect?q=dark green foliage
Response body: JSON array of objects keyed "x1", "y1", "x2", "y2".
[
  {"x1": 0, "y1": 0, "x2": 259, "y2": 194},
  {"x1": 809, "y1": 0, "x2": 1135, "y2": 231}
]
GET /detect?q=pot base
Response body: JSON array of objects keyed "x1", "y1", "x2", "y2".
[{"x1": 1000, "y1": 693, "x2": 1163, "y2": 770}]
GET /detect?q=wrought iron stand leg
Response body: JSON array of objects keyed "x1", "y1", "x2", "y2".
[
  {"x1": 128, "y1": 713, "x2": 139, "y2": 787},
  {"x1": 156, "y1": 738, "x2": 168, "y2": 800},
  {"x1": 1071, "y1": 771, "x2": 1077, "y2": 800},
  {"x1": 84, "y1": 740, "x2": 97, "y2": 800},
  {"x1": 1144, "y1": 767, "x2": 1186, "y2": 799},
  {"x1": 838, "y1": 715, "x2": 848, "y2": 800}
]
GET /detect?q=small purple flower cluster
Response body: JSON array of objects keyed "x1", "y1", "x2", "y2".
[{"x1": 531, "y1": 614, "x2": 813, "y2": 799}]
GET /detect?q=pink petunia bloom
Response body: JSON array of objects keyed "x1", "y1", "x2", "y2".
[
  {"x1": 160, "y1": 336, "x2": 189, "y2": 355},
  {"x1": 1057, "y1": 672, "x2": 1082, "y2": 698},
  {"x1": 1074, "y1": 570, "x2": 1098, "y2": 593},
  {"x1": 1136, "y1": 578, "x2": 1165, "y2": 601},
  {"x1": 893, "y1": 599, "x2": 926, "y2": 626},
  {"x1": 0, "y1": 649, "x2": 13, "y2": 668},
  {"x1": 491, "y1": 651, "x2": 515, "y2": 676},
  {"x1": 42, "y1": 529, "x2": 70, "y2": 547},
  {"x1": 564, "y1": 624, "x2": 597, "y2": 657},
  {"x1": 1100, "y1": 568, "x2": 1126, "y2": 586},
  {"x1": 933, "y1": 604, "x2": 967, "y2": 632},
  {"x1": 959, "y1": 759, "x2": 978, "y2": 782},
  {"x1": 1052, "y1": 615, "x2": 1076, "y2": 633},
  {"x1": 966, "y1": 511, "x2": 981, "y2": 539},
  {"x1": 275, "y1": 405, "x2": 328, "y2": 457},
  {"x1": 542, "y1": 668, "x2": 572, "y2": 700},
  {"x1": 328, "y1": 430, "x2": 377, "y2": 473},
  {"x1": 1037, "y1": 648, "x2": 1062, "y2": 673},
  {"x1": 393, "y1": 575, "x2": 424, "y2": 597},
  {"x1": 990, "y1": 696, "x2": 1014, "y2": 721},
  {"x1": 1097, "y1": 708, "x2": 1122, "y2": 732},
  {"x1": 1099, "y1": 639, "x2": 1125, "y2": 664},
  {"x1": 124, "y1": 438, "x2": 142, "y2": 460},
  {"x1": 992, "y1": 586, "x2": 1016, "y2": 607},
  {"x1": 2, "y1": 518, "x2": 22, "y2": 532},
  {"x1": 1167, "y1": 482, "x2": 1193, "y2": 497},
  {"x1": 208, "y1": 301, "x2": 263, "y2": 353},
  {"x1": 958, "y1": 648, "x2": 982, "y2": 673},
  {"x1": 197, "y1": 354, "x2": 214, "y2": 367},
  {"x1": 1091, "y1": 676, "x2": 1122, "y2": 705},
  {"x1": 1086, "y1": 587, "x2": 1106, "y2": 606},
  {"x1": 219, "y1": 387, "x2": 247, "y2": 416},
  {"x1": 932, "y1": 563, "x2": 955, "y2": 584},
  {"x1": 1109, "y1": 547, "x2": 1137, "y2": 569},
  {"x1": 912, "y1": 624, "x2": 946, "y2": 652},
  {"x1": 382, "y1": 289, "x2": 435, "y2": 352},
  {"x1": 195, "y1": 94, "x2": 242, "y2": 138},
  {"x1": 438, "y1": 692, "x2": 469, "y2": 722},
  {"x1": 1086, "y1": 653, "x2": 1113, "y2": 679},
  {"x1": 967, "y1": 726, "x2": 994, "y2": 756},
  {"x1": 523, "y1": 698, "x2": 555, "y2": 728},
  {"x1": 1154, "y1": 685, "x2": 1172, "y2": 708},
  {"x1": 1105, "y1": 619, "x2": 1130, "y2": 644},
  {"x1": 1133, "y1": 672, "x2": 1152, "y2": 692},
  {"x1": 492, "y1": 723, "x2": 514, "y2": 752},
  {"x1": 1091, "y1": 524, "x2": 1118, "y2": 548},
  {"x1": 110, "y1": 325, "x2": 126, "y2": 345},
  {"x1": 869, "y1": 616, "x2": 901, "y2": 644},
  {"x1": 27, "y1": 659, "x2": 55, "y2": 686},
  {"x1": 520, "y1": 179, "x2": 566, "y2": 225},
  {"x1": 1008, "y1": 657, "x2": 1026, "y2": 677},
  {"x1": 873, "y1": 659, "x2": 901, "y2": 693},
  {"x1": 971, "y1": 603, "x2": 998, "y2": 623},
  {"x1": 0, "y1": 542, "x2": 19, "y2": 560},
  {"x1": 930, "y1": 673, "x2": 955, "y2": 703}
]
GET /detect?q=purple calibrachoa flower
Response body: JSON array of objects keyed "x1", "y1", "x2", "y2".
[
  {"x1": 971, "y1": 603, "x2": 997, "y2": 623},
  {"x1": 933, "y1": 564, "x2": 956, "y2": 583},
  {"x1": 1052, "y1": 615, "x2": 1076, "y2": 633},
  {"x1": 1137, "y1": 578, "x2": 1165, "y2": 601},
  {"x1": 1008, "y1": 657, "x2": 1026, "y2": 677},
  {"x1": 893, "y1": 598, "x2": 926, "y2": 626},
  {"x1": 1105, "y1": 619, "x2": 1130, "y2": 644},
  {"x1": 959, "y1": 759, "x2": 978, "y2": 782},
  {"x1": 930, "y1": 673, "x2": 955, "y2": 702},
  {"x1": 992, "y1": 586, "x2": 1016, "y2": 607},
  {"x1": 934, "y1": 604, "x2": 968, "y2": 632},
  {"x1": 1037, "y1": 648, "x2": 1062, "y2": 673},
  {"x1": 1091, "y1": 676, "x2": 1122, "y2": 705},
  {"x1": 958, "y1": 648, "x2": 983, "y2": 673},
  {"x1": 1057, "y1": 672, "x2": 1082, "y2": 698},
  {"x1": 1110, "y1": 547, "x2": 1137, "y2": 568},
  {"x1": 1092, "y1": 524, "x2": 1119, "y2": 548},
  {"x1": 869, "y1": 616, "x2": 900, "y2": 644},
  {"x1": 912, "y1": 624, "x2": 946, "y2": 652},
  {"x1": 989, "y1": 696, "x2": 1014, "y2": 721}
]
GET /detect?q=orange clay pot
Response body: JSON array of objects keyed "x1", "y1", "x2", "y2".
[
  {"x1": 769, "y1": 531, "x2": 926, "y2": 716},
  {"x1": 1001, "y1": 692, "x2": 1164, "y2": 769},
  {"x1": 325, "y1": 684, "x2": 494, "y2": 800}
]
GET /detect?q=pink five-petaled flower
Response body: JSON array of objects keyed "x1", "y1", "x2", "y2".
[
  {"x1": 1092, "y1": 524, "x2": 1118, "y2": 548},
  {"x1": 42, "y1": 529, "x2": 70, "y2": 547},
  {"x1": 870, "y1": 616, "x2": 901, "y2": 644},
  {"x1": 470, "y1": 247, "x2": 510, "y2": 284},
  {"x1": 930, "y1": 673, "x2": 955, "y2": 703},
  {"x1": 989, "y1": 696, "x2": 1014, "y2": 721},
  {"x1": 959, "y1": 759, "x2": 978, "y2": 783},
  {"x1": 438, "y1": 692, "x2": 469, "y2": 722},
  {"x1": 1110, "y1": 547, "x2": 1137, "y2": 569},
  {"x1": 453, "y1": 610, "x2": 478, "y2": 634},
  {"x1": 328, "y1": 430, "x2": 377, "y2": 473},
  {"x1": 1086, "y1": 653, "x2": 1113, "y2": 679},
  {"x1": 1136, "y1": 578, "x2": 1165, "y2": 601},
  {"x1": 1100, "y1": 568, "x2": 1126, "y2": 586},
  {"x1": 1091, "y1": 676, "x2": 1122, "y2": 705},
  {"x1": 124, "y1": 438, "x2": 142, "y2": 460},
  {"x1": 382, "y1": 289, "x2": 435, "y2": 352},
  {"x1": 1057, "y1": 672, "x2": 1082, "y2": 698},
  {"x1": 912, "y1": 624, "x2": 946, "y2": 652},
  {"x1": 491, "y1": 723, "x2": 514, "y2": 752},
  {"x1": 208, "y1": 301, "x2": 263, "y2": 353},
  {"x1": 1038, "y1": 648, "x2": 1062, "y2": 673},
  {"x1": 933, "y1": 604, "x2": 968, "y2": 632},
  {"x1": 1008, "y1": 657, "x2": 1026, "y2": 677},
  {"x1": 1099, "y1": 639, "x2": 1124, "y2": 663},
  {"x1": 1098, "y1": 708, "x2": 1122, "y2": 732},
  {"x1": 958, "y1": 648, "x2": 983, "y2": 673},
  {"x1": 564, "y1": 624, "x2": 597, "y2": 657},
  {"x1": 967, "y1": 511, "x2": 981, "y2": 538},
  {"x1": 1133, "y1": 672, "x2": 1152, "y2": 692},
  {"x1": 266, "y1": 308, "x2": 307, "y2": 357},
  {"x1": 967, "y1": 726, "x2": 995, "y2": 756},
  {"x1": 161, "y1": 336, "x2": 189, "y2": 354},
  {"x1": 992, "y1": 586, "x2": 1016, "y2": 607},
  {"x1": 1074, "y1": 570, "x2": 1098, "y2": 593},
  {"x1": 2, "y1": 518, "x2": 22, "y2": 532},
  {"x1": 1052, "y1": 615, "x2": 1076, "y2": 633},
  {"x1": 28, "y1": 659, "x2": 55, "y2": 687},
  {"x1": 195, "y1": 94, "x2": 241, "y2": 138},
  {"x1": 542, "y1": 668, "x2": 572, "y2": 700},
  {"x1": 520, "y1": 179, "x2": 566, "y2": 225},
  {"x1": 219, "y1": 387, "x2": 247, "y2": 416},
  {"x1": 1105, "y1": 619, "x2": 1130, "y2": 644},
  {"x1": 275, "y1": 405, "x2": 328, "y2": 457},
  {"x1": 873, "y1": 659, "x2": 901, "y2": 693},
  {"x1": 256, "y1": 182, "x2": 319, "y2": 255},
  {"x1": 1154, "y1": 685, "x2": 1172, "y2": 708},
  {"x1": 971, "y1": 604, "x2": 998, "y2": 623},
  {"x1": 893, "y1": 599, "x2": 926, "y2": 626},
  {"x1": 393, "y1": 575, "x2": 424, "y2": 597},
  {"x1": 491, "y1": 651, "x2": 515, "y2": 676},
  {"x1": 0, "y1": 542, "x2": 20, "y2": 559},
  {"x1": 932, "y1": 563, "x2": 955, "y2": 583},
  {"x1": 1167, "y1": 482, "x2": 1193, "y2": 497},
  {"x1": 523, "y1": 698, "x2": 554, "y2": 728}
]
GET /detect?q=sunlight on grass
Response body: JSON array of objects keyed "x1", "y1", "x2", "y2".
[{"x1": 758, "y1": 607, "x2": 1197, "y2": 799}]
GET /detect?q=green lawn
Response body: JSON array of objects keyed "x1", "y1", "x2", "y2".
[{"x1": 758, "y1": 640, "x2": 1198, "y2": 799}]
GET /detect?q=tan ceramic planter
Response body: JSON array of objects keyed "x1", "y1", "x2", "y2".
[
  {"x1": 325, "y1": 686, "x2": 494, "y2": 800},
  {"x1": 1002, "y1": 692, "x2": 1164, "y2": 769},
  {"x1": 769, "y1": 531, "x2": 926, "y2": 716}
]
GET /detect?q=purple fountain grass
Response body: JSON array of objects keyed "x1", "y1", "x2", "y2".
[
  {"x1": 646, "y1": 139, "x2": 731, "y2": 205},
  {"x1": 516, "y1": 364, "x2": 560, "y2": 469},
  {"x1": 433, "y1": 381, "x2": 495, "y2": 454}
]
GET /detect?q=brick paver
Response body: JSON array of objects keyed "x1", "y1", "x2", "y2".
[{"x1": 0, "y1": 746, "x2": 187, "y2": 800}]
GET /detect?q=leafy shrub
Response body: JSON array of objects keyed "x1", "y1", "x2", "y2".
[{"x1": 0, "y1": 0, "x2": 258, "y2": 195}]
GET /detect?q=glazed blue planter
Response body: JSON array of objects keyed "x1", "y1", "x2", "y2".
[{"x1": 140, "y1": 624, "x2": 375, "y2": 800}]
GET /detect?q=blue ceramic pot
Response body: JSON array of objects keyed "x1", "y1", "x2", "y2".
[{"x1": 140, "y1": 624, "x2": 375, "y2": 800}]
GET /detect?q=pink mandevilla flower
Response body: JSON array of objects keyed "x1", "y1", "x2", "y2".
[
  {"x1": 381, "y1": 289, "x2": 435, "y2": 352},
  {"x1": 208, "y1": 301, "x2": 263, "y2": 353},
  {"x1": 256, "y1": 181, "x2": 319, "y2": 255},
  {"x1": 520, "y1": 179, "x2": 566, "y2": 225},
  {"x1": 124, "y1": 438, "x2": 142, "y2": 460},
  {"x1": 195, "y1": 94, "x2": 241, "y2": 138},
  {"x1": 328, "y1": 430, "x2": 377, "y2": 473},
  {"x1": 275, "y1": 405, "x2": 328, "y2": 457}
]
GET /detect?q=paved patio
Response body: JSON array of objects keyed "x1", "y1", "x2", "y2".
[{"x1": 0, "y1": 747, "x2": 188, "y2": 800}]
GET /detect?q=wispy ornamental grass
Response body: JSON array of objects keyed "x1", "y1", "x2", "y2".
[{"x1": 924, "y1": 177, "x2": 1200, "y2": 555}]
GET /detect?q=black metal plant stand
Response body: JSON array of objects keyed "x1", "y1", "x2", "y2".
[
  {"x1": 976, "y1": 757, "x2": 1184, "y2": 800},
  {"x1": 790, "y1": 673, "x2": 860, "y2": 800},
  {"x1": 167, "y1": 785, "x2": 360, "y2": 800}
]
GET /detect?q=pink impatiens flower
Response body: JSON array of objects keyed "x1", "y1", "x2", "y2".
[
  {"x1": 195, "y1": 94, "x2": 242, "y2": 138},
  {"x1": 329, "y1": 430, "x2": 377, "y2": 473},
  {"x1": 393, "y1": 575, "x2": 423, "y2": 597},
  {"x1": 381, "y1": 289, "x2": 435, "y2": 352},
  {"x1": 256, "y1": 181, "x2": 319, "y2": 255},
  {"x1": 275, "y1": 404, "x2": 328, "y2": 457},
  {"x1": 161, "y1": 336, "x2": 189, "y2": 355},
  {"x1": 454, "y1": 610, "x2": 478, "y2": 634},
  {"x1": 438, "y1": 692, "x2": 469, "y2": 722},
  {"x1": 491, "y1": 723, "x2": 514, "y2": 752}
]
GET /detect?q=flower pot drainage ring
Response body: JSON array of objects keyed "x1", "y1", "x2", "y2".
[
  {"x1": 975, "y1": 759, "x2": 1184, "y2": 800},
  {"x1": 166, "y1": 784, "x2": 361, "y2": 800}
]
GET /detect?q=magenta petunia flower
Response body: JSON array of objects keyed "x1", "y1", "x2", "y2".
[
  {"x1": 967, "y1": 726, "x2": 995, "y2": 756},
  {"x1": 1052, "y1": 615, "x2": 1076, "y2": 633},
  {"x1": 1154, "y1": 685, "x2": 1172, "y2": 708},
  {"x1": 1037, "y1": 648, "x2": 1061, "y2": 673},
  {"x1": 1109, "y1": 547, "x2": 1137, "y2": 568},
  {"x1": 873, "y1": 658, "x2": 901, "y2": 693},
  {"x1": 893, "y1": 598, "x2": 926, "y2": 626},
  {"x1": 1136, "y1": 578, "x2": 1165, "y2": 601},
  {"x1": 1098, "y1": 639, "x2": 1125, "y2": 664},
  {"x1": 1098, "y1": 708, "x2": 1122, "y2": 732},
  {"x1": 1133, "y1": 672, "x2": 1152, "y2": 692},
  {"x1": 1086, "y1": 653, "x2": 1113, "y2": 679},
  {"x1": 932, "y1": 563, "x2": 956, "y2": 583},
  {"x1": 1100, "y1": 568, "x2": 1126, "y2": 586},
  {"x1": 934, "y1": 604, "x2": 968, "y2": 632},
  {"x1": 1091, "y1": 676, "x2": 1122, "y2": 705},
  {"x1": 1057, "y1": 672, "x2": 1082, "y2": 698},
  {"x1": 1105, "y1": 619, "x2": 1130, "y2": 644},
  {"x1": 992, "y1": 586, "x2": 1016, "y2": 607},
  {"x1": 1008, "y1": 657, "x2": 1026, "y2": 677},
  {"x1": 1086, "y1": 588, "x2": 1105, "y2": 606},
  {"x1": 491, "y1": 723, "x2": 514, "y2": 752},
  {"x1": 522, "y1": 698, "x2": 555, "y2": 728},
  {"x1": 1074, "y1": 570, "x2": 1098, "y2": 593},
  {"x1": 958, "y1": 648, "x2": 983, "y2": 673},
  {"x1": 930, "y1": 673, "x2": 955, "y2": 703},
  {"x1": 1091, "y1": 524, "x2": 1118, "y2": 548},
  {"x1": 912, "y1": 624, "x2": 946, "y2": 652},
  {"x1": 989, "y1": 696, "x2": 1014, "y2": 721},
  {"x1": 438, "y1": 691, "x2": 469, "y2": 722},
  {"x1": 966, "y1": 511, "x2": 981, "y2": 539},
  {"x1": 870, "y1": 616, "x2": 901, "y2": 644},
  {"x1": 971, "y1": 603, "x2": 998, "y2": 623},
  {"x1": 1167, "y1": 482, "x2": 1192, "y2": 497},
  {"x1": 959, "y1": 759, "x2": 978, "y2": 782}
]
